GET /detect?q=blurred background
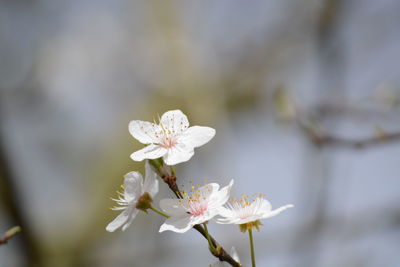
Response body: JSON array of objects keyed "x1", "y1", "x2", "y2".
[{"x1": 1, "y1": 0, "x2": 400, "y2": 266}]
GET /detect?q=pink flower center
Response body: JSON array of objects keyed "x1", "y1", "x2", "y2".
[
  {"x1": 180, "y1": 184, "x2": 214, "y2": 217},
  {"x1": 188, "y1": 200, "x2": 208, "y2": 217},
  {"x1": 160, "y1": 136, "x2": 178, "y2": 149}
]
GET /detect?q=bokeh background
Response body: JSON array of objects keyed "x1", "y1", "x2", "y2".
[{"x1": 1, "y1": 0, "x2": 400, "y2": 266}]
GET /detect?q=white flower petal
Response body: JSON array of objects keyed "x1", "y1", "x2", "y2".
[
  {"x1": 159, "y1": 199, "x2": 188, "y2": 216},
  {"x1": 131, "y1": 144, "x2": 167, "y2": 161},
  {"x1": 197, "y1": 183, "x2": 219, "y2": 198},
  {"x1": 178, "y1": 126, "x2": 216, "y2": 148},
  {"x1": 160, "y1": 110, "x2": 189, "y2": 133},
  {"x1": 210, "y1": 180, "x2": 234, "y2": 207},
  {"x1": 159, "y1": 214, "x2": 193, "y2": 233},
  {"x1": 216, "y1": 206, "x2": 235, "y2": 220},
  {"x1": 162, "y1": 143, "x2": 194, "y2": 165},
  {"x1": 255, "y1": 198, "x2": 272, "y2": 213},
  {"x1": 123, "y1": 171, "x2": 143, "y2": 201},
  {"x1": 198, "y1": 211, "x2": 219, "y2": 224},
  {"x1": 143, "y1": 161, "x2": 159, "y2": 197},
  {"x1": 121, "y1": 208, "x2": 139, "y2": 231},
  {"x1": 262, "y1": 204, "x2": 294, "y2": 219},
  {"x1": 216, "y1": 209, "x2": 246, "y2": 224},
  {"x1": 106, "y1": 207, "x2": 134, "y2": 232},
  {"x1": 215, "y1": 217, "x2": 237, "y2": 224},
  {"x1": 129, "y1": 120, "x2": 162, "y2": 144},
  {"x1": 233, "y1": 214, "x2": 264, "y2": 225}
]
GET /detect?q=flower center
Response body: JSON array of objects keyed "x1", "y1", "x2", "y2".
[
  {"x1": 188, "y1": 200, "x2": 208, "y2": 217},
  {"x1": 135, "y1": 192, "x2": 153, "y2": 211},
  {"x1": 154, "y1": 123, "x2": 178, "y2": 149},
  {"x1": 160, "y1": 136, "x2": 178, "y2": 149},
  {"x1": 180, "y1": 184, "x2": 212, "y2": 217},
  {"x1": 228, "y1": 194, "x2": 266, "y2": 219}
]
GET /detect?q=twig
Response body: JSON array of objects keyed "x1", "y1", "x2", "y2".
[
  {"x1": 297, "y1": 115, "x2": 400, "y2": 148},
  {"x1": 0, "y1": 226, "x2": 21, "y2": 245},
  {"x1": 149, "y1": 160, "x2": 241, "y2": 267},
  {"x1": 0, "y1": 120, "x2": 42, "y2": 265},
  {"x1": 274, "y1": 88, "x2": 400, "y2": 149}
]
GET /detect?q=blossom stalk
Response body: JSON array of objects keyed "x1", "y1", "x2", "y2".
[
  {"x1": 248, "y1": 229, "x2": 256, "y2": 267},
  {"x1": 149, "y1": 206, "x2": 170, "y2": 218},
  {"x1": 203, "y1": 223, "x2": 218, "y2": 255}
]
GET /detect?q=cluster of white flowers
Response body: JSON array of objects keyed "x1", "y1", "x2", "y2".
[{"x1": 107, "y1": 109, "x2": 293, "y2": 266}]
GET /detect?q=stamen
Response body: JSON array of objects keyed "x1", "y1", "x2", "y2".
[{"x1": 180, "y1": 182, "x2": 211, "y2": 217}]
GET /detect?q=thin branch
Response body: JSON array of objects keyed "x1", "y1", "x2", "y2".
[
  {"x1": 0, "y1": 226, "x2": 21, "y2": 245},
  {"x1": 0, "y1": 112, "x2": 42, "y2": 265},
  {"x1": 273, "y1": 87, "x2": 400, "y2": 149},
  {"x1": 297, "y1": 115, "x2": 400, "y2": 148},
  {"x1": 149, "y1": 160, "x2": 241, "y2": 267}
]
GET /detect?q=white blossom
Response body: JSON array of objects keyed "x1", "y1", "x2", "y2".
[
  {"x1": 217, "y1": 195, "x2": 293, "y2": 225},
  {"x1": 106, "y1": 161, "x2": 159, "y2": 232},
  {"x1": 129, "y1": 109, "x2": 215, "y2": 165},
  {"x1": 159, "y1": 180, "x2": 234, "y2": 233}
]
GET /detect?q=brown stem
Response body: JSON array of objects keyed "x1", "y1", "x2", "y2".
[
  {"x1": 161, "y1": 174, "x2": 182, "y2": 199},
  {"x1": 150, "y1": 160, "x2": 241, "y2": 267}
]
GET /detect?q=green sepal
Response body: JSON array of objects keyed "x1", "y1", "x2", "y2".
[
  {"x1": 239, "y1": 220, "x2": 263, "y2": 233},
  {"x1": 135, "y1": 192, "x2": 153, "y2": 212}
]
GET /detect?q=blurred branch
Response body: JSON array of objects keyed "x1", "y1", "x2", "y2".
[
  {"x1": 297, "y1": 116, "x2": 400, "y2": 148},
  {"x1": 0, "y1": 226, "x2": 21, "y2": 245},
  {"x1": 0, "y1": 102, "x2": 42, "y2": 266},
  {"x1": 274, "y1": 87, "x2": 400, "y2": 148},
  {"x1": 313, "y1": 101, "x2": 397, "y2": 120},
  {"x1": 149, "y1": 159, "x2": 241, "y2": 267}
]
